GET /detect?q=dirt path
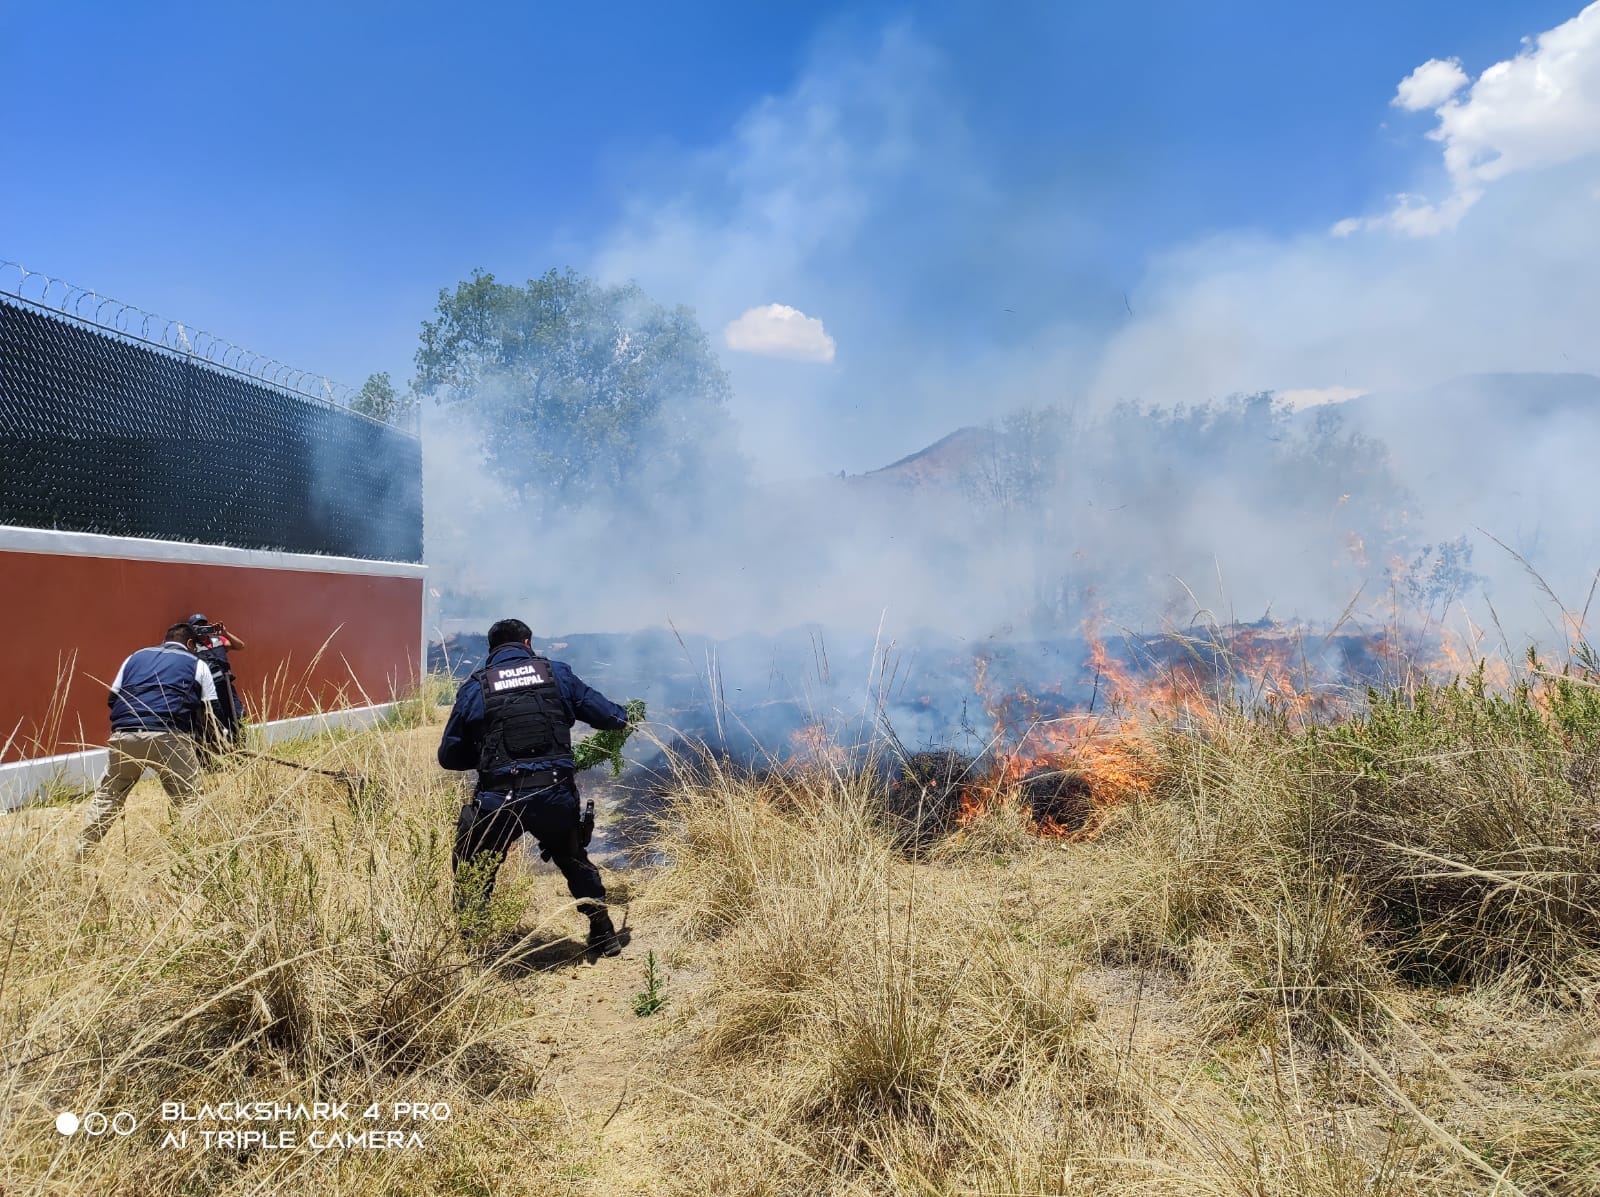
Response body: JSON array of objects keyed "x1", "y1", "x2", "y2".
[
  {"x1": 497, "y1": 746, "x2": 680, "y2": 1192},
  {"x1": 505, "y1": 860, "x2": 676, "y2": 1194}
]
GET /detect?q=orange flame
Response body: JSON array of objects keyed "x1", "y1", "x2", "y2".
[
  {"x1": 964, "y1": 616, "x2": 1369, "y2": 839},
  {"x1": 786, "y1": 722, "x2": 848, "y2": 770},
  {"x1": 957, "y1": 606, "x2": 1582, "y2": 844},
  {"x1": 965, "y1": 617, "x2": 1171, "y2": 840}
]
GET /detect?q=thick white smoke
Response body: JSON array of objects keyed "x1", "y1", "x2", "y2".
[{"x1": 424, "y1": 6, "x2": 1600, "y2": 676}]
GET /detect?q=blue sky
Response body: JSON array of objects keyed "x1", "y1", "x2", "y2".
[{"x1": 4, "y1": 1, "x2": 1599, "y2": 474}]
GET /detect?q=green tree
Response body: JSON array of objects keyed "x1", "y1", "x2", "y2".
[
  {"x1": 413, "y1": 269, "x2": 740, "y2": 515},
  {"x1": 351, "y1": 371, "x2": 416, "y2": 426}
]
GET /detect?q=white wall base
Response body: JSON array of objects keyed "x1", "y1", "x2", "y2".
[{"x1": 0, "y1": 703, "x2": 400, "y2": 811}]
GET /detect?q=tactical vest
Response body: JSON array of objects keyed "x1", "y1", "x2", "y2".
[
  {"x1": 475, "y1": 654, "x2": 572, "y2": 776},
  {"x1": 110, "y1": 644, "x2": 204, "y2": 735},
  {"x1": 196, "y1": 645, "x2": 240, "y2": 727},
  {"x1": 196, "y1": 639, "x2": 232, "y2": 678}
]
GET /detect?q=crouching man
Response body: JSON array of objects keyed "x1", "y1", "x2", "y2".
[
  {"x1": 438, "y1": 618, "x2": 632, "y2": 957},
  {"x1": 77, "y1": 622, "x2": 218, "y2": 858}
]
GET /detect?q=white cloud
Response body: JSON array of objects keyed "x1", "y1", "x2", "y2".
[
  {"x1": 1347, "y1": 2, "x2": 1600, "y2": 236},
  {"x1": 723, "y1": 303, "x2": 837, "y2": 362},
  {"x1": 1333, "y1": 188, "x2": 1483, "y2": 237},
  {"x1": 1393, "y1": 57, "x2": 1468, "y2": 112},
  {"x1": 1435, "y1": 3, "x2": 1600, "y2": 184}
]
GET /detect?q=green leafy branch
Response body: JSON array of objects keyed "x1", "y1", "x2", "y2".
[{"x1": 574, "y1": 699, "x2": 646, "y2": 775}]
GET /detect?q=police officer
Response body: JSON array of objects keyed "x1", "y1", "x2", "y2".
[
  {"x1": 77, "y1": 622, "x2": 218, "y2": 857},
  {"x1": 438, "y1": 618, "x2": 632, "y2": 956},
  {"x1": 187, "y1": 613, "x2": 246, "y2": 754}
]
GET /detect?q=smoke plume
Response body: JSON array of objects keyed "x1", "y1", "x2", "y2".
[{"x1": 423, "y1": 7, "x2": 1600, "y2": 752}]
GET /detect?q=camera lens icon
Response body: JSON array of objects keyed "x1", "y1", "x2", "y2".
[{"x1": 56, "y1": 1110, "x2": 136, "y2": 1136}]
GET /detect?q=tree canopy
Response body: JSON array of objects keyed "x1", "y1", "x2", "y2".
[
  {"x1": 413, "y1": 269, "x2": 740, "y2": 515},
  {"x1": 351, "y1": 371, "x2": 416, "y2": 427}
]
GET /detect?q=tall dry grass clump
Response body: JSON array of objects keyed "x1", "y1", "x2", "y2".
[
  {"x1": 0, "y1": 709, "x2": 559, "y2": 1196},
  {"x1": 641, "y1": 750, "x2": 1198, "y2": 1194},
  {"x1": 1307, "y1": 663, "x2": 1600, "y2": 988},
  {"x1": 1090, "y1": 710, "x2": 1394, "y2": 1042},
  {"x1": 1098, "y1": 663, "x2": 1600, "y2": 1031}
]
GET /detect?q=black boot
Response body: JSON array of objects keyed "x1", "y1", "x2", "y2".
[{"x1": 586, "y1": 909, "x2": 622, "y2": 957}]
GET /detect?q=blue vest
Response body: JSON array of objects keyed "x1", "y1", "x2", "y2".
[{"x1": 109, "y1": 644, "x2": 204, "y2": 734}]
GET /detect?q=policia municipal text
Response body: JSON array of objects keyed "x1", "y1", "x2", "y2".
[{"x1": 437, "y1": 618, "x2": 633, "y2": 956}]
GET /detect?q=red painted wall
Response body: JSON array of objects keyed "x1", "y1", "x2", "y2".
[{"x1": 1, "y1": 550, "x2": 423, "y2": 761}]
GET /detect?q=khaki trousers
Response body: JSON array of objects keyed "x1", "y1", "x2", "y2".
[{"x1": 78, "y1": 730, "x2": 202, "y2": 852}]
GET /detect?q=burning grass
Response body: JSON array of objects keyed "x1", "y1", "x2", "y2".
[
  {"x1": 4, "y1": 649, "x2": 1600, "y2": 1195},
  {"x1": 632, "y1": 647, "x2": 1600, "y2": 1194}
]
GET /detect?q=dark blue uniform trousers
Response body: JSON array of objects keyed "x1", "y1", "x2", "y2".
[{"x1": 452, "y1": 782, "x2": 605, "y2": 913}]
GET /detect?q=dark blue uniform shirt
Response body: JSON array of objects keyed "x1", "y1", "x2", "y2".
[{"x1": 437, "y1": 644, "x2": 628, "y2": 784}]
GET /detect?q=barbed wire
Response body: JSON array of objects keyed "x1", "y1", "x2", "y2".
[
  {"x1": 0, "y1": 258, "x2": 368, "y2": 415},
  {"x1": 0, "y1": 272, "x2": 423, "y2": 559}
]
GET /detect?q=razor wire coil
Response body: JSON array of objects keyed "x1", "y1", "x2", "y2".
[{"x1": 0, "y1": 259, "x2": 387, "y2": 421}]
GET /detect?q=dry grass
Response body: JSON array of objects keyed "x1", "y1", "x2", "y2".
[
  {"x1": 3, "y1": 667, "x2": 1599, "y2": 1195},
  {"x1": 0, "y1": 710, "x2": 584, "y2": 1196},
  {"x1": 630, "y1": 674, "x2": 1600, "y2": 1196}
]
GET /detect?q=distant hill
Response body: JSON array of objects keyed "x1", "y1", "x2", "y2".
[
  {"x1": 850, "y1": 372, "x2": 1600, "y2": 490},
  {"x1": 825, "y1": 372, "x2": 1600, "y2": 554},
  {"x1": 848, "y1": 425, "x2": 995, "y2": 489}
]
